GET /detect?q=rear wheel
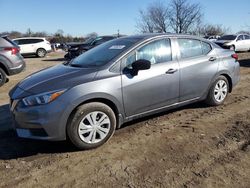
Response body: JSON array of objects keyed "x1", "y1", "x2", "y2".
[
  {"x1": 205, "y1": 76, "x2": 229, "y2": 106},
  {"x1": 36, "y1": 48, "x2": 47, "y2": 57},
  {"x1": 67, "y1": 102, "x2": 116, "y2": 150},
  {"x1": 0, "y1": 68, "x2": 7, "y2": 87}
]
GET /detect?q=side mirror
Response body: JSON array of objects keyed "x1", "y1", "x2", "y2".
[{"x1": 131, "y1": 59, "x2": 151, "y2": 76}]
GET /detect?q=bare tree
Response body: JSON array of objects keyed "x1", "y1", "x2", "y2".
[
  {"x1": 136, "y1": 1, "x2": 169, "y2": 33},
  {"x1": 168, "y1": 0, "x2": 202, "y2": 34},
  {"x1": 55, "y1": 29, "x2": 64, "y2": 37},
  {"x1": 86, "y1": 32, "x2": 98, "y2": 39},
  {"x1": 0, "y1": 31, "x2": 22, "y2": 39},
  {"x1": 148, "y1": 2, "x2": 169, "y2": 33},
  {"x1": 25, "y1": 28, "x2": 32, "y2": 37},
  {"x1": 200, "y1": 24, "x2": 230, "y2": 36},
  {"x1": 236, "y1": 30, "x2": 250, "y2": 35},
  {"x1": 136, "y1": 9, "x2": 155, "y2": 33}
]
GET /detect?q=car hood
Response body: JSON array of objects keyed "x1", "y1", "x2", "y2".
[{"x1": 9, "y1": 64, "x2": 98, "y2": 99}]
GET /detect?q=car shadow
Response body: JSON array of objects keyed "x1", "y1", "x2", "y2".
[
  {"x1": 0, "y1": 104, "x2": 76, "y2": 160},
  {"x1": 121, "y1": 102, "x2": 209, "y2": 129},
  {"x1": 239, "y1": 58, "x2": 250, "y2": 67},
  {"x1": 42, "y1": 58, "x2": 66, "y2": 62},
  {"x1": 0, "y1": 101, "x2": 209, "y2": 160}
]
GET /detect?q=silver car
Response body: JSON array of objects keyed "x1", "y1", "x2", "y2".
[
  {"x1": 9, "y1": 34, "x2": 240, "y2": 149},
  {"x1": 0, "y1": 35, "x2": 25, "y2": 86}
]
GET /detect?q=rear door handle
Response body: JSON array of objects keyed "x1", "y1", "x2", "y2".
[
  {"x1": 209, "y1": 57, "x2": 217, "y2": 61},
  {"x1": 166, "y1": 68, "x2": 178, "y2": 74}
]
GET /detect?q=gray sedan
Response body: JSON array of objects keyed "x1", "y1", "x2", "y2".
[{"x1": 9, "y1": 34, "x2": 240, "y2": 149}]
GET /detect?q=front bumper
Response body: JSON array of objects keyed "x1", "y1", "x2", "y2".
[{"x1": 10, "y1": 98, "x2": 70, "y2": 141}]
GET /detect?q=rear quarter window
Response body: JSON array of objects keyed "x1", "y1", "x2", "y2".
[
  {"x1": 29, "y1": 39, "x2": 44, "y2": 43},
  {"x1": 201, "y1": 41, "x2": 212, "y2": 55}
]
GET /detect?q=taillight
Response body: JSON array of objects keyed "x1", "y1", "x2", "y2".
[
  {"x1": 4, "y1": 47, "x2": 20, "y2": 55},
  {"x1": 231, "y1": 53, "x2": 238, "y2": 61}
]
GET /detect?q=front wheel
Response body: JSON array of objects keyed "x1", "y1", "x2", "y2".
[
  {"x1": 0, "y1": 68, "x2": 7, "y2": 87},
  {"x1": 205, "y1": 76, "x2": 229, "y2": 106},
  {"x1": 67, "y1": 102, "x2": 116, "y2": 150}
]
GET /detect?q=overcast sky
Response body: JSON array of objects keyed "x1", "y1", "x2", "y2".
[{"x1": 0, "y1": 0, "x2": 249, "y2": 36}]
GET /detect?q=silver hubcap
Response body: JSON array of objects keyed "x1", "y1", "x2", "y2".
[
  {"x1": 214, "y1": 80, "x2": 228, "y2": 103},
  {"x1": 38, "y1": 50, "x2": 45, "y2": 57},
  {"x1": 78, "y1": 111, "x2": 111, "y2": 144}
]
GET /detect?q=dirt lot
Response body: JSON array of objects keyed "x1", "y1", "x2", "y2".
[{"x1": 0, "y1": 52, "x2": 249, "y2": 188}]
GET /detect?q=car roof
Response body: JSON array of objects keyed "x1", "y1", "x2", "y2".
[
  {"x1": 13, "y1": 37, "x2": 46, "y2": 40},
  {"x1": 120, "y1": 33, "x2": 207, "y2": 41}
]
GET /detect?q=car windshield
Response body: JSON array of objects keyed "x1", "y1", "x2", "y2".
[
  {"x1": 70, "y1": 38, "x2": 141, "y2": 67},
  {"x1": 218, "y1": 35, "x2": 236, "y2": 40},
  {"x1": 83, "y1": 37, "x2": 96, "y2": 44}
]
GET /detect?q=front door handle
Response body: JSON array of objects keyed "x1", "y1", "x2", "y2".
[
  {"x1": 209, "y1": 57, "x2": 217, "y2": 61},
  {"x1": 166, "y1": 68, "x2": 178, "y2": 74}
]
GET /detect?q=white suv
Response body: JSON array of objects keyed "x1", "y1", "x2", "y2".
[{"x1": 13, "y1": 37, "x2": 52, "y2": 57}]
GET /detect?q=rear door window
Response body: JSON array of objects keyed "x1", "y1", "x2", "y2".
[
  {"x1": 177, "y1": 38, "x2": 203, "y2": 59},
  {"x1": 201, "y1": 41, "x2": 212, "y2": 55}
]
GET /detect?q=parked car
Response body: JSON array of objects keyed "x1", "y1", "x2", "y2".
[
  {"x1": 64, "y1": 36, "x2": 116, "y2": 60},
  {"x1": 9, "y1": 34, "x2": 240, "y2": 149},
  {"x1": 0, "y1": 35, "x2": 25, "y2": 86},
  {"x1": 204, "y1": 35, "x2": 220, "y2": 42},
  {"x1": 13, "y1": 37, "x2": 52, "y2": 57},
  {"x1": 215, "y1": 34, "x2": 250, "y2": 52}
]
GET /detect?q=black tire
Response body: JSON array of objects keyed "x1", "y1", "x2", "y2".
[
  {"x1": 205, "y1": 76, "x2": 229, "y2": 106},
  {"x1": 67, "y1": 102, "x2": 116, "y2": 150},
  {"x1": 0, "y1": 68, "x2": 7, "y2": 87},
  {"x1": 36, "y1": 48, "x2": 47, "y2": 58},
  {"x1": 230, "y1": 45, "x2": 235, "y2": 52}
]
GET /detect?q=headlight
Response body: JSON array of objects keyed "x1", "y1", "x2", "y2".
[{"x1": 22, "y1": 89, "x2": 66, "y2": 107}]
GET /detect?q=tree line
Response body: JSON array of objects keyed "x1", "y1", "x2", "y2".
[{"x1": 0, "y1": 29, "x2": 98, "y2": 43}]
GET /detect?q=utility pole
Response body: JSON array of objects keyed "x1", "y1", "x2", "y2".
[{"x1": 117, "y1": 29, "x2": 120, "y2": 38}]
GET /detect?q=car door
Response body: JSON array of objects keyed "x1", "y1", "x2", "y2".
[
  {"x1": 121, "y1": 38, "x2": 179, "y2": 117},
  {"x1": 235, "y1": 35, "x2": 246, "y2": 51},
  {"x1": 176, "y1": 38, "x2": 218, "y2": 102}
]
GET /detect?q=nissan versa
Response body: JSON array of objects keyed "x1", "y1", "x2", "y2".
[{"x1": 9, "y1": 34, "x2": 240, "y2": 149}]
